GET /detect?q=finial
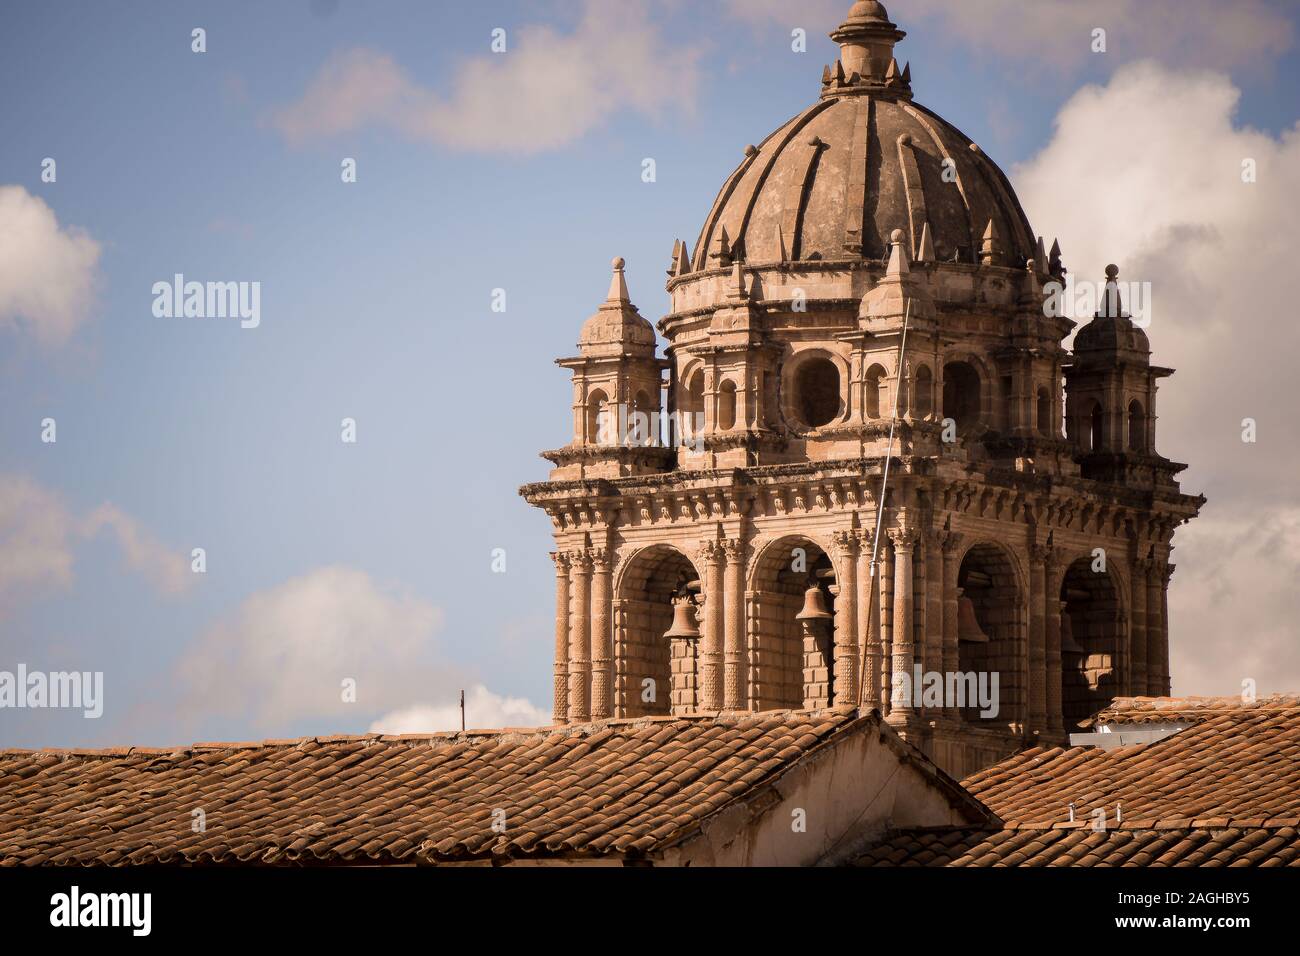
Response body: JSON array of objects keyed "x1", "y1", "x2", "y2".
[
  {"x1": 980, "y1": 219, "x2": 1003, "y2": 266},
  {"x1": 709, "y1": 227, "x2": 733, "y2": 268},
  {"x1": 916, "y1": 222, "x2": 935, "y2": 263},
  {"x1": 1034, "y1": 236, "x2": 1049, "y2": 276},
  {"x1": 1049, "y1": 238, "x2": 1065, "y2": 277},
  {"x1": 731, "y1": 260, "x2": 749, "y2": 300},
  {"x1": 1100, "y1": 264, "x2": 1124, "y2": 318},
  {"x1": 886, "y1": 227, "x2": 910, "y2": 276},
  {"x1": 608, "y1": 256, "x2": 629, "y2": 303}
]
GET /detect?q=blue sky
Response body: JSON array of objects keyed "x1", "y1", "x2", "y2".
[{"x1": 3, "y1": 0, "x2": 1299, "y2": 748}]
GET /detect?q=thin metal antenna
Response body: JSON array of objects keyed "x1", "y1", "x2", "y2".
[
  {"x1": 459, "y1": 689, "x2": 466, "y2": 732},
  {"x1": 857, "y1": 296, "x2": 912, "y2": 709}
]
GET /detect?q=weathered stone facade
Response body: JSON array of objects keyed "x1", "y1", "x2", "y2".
[{"x1": 520, "y1": 1, "x2": 1203, "y2": 780}]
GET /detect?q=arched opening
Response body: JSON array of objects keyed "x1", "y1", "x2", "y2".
[
  {"x1": 1128, "y1": 400, "x2": 1145, "y2": 452},
  {"x1": 615, "y1": 546, "x2": 700, "y2": 717},
  {"x1": 955, "y1": 543, "x2": 1024, "y2": 726},
  {"x1": 718, "y1": 378, "x2": 737, "y2": 431},
  {"x1": 913, "y1": 365, "x2": 934, "y2": 419},
  {"x1": 679, "y1": 368, "x2": 704, "y2": 445},
  {"x1": 1088, "y1": 402, "x2": 1105, "y2": 453},
  {"x1": 793, "y1": 358, "x2": 841, "y2": 428},
  {"x1": 865, "y1": 364, "x2": 886, "y2": 419},
  {"x1": 942, "y1": 361, "x2": 982, "y2": 432},
  {"x1": 629, "y1": 389, "x2": 655, "y2": 446},
  {"x1": 1037, "y1": 388, "x2": 1051, "y2": 437},
  {"x1": 749, "y1": 538, "x2": 838, "y2": 710},
  {"x1": 587, "y1": 389, "x2": 610, "y2": 445},
  {"x1": 1060, "y1": 557, "x2": 1123, "y2": 726}
]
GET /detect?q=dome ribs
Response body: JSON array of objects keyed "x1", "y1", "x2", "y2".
[
  {"x1": 731, "y1": 100, "x2": 835, "y2": 267},
  {"x1": 899, "y1": 101, "x2": 977, "y2": 263},
  {"x1": 784, "y1": 135, "x2": 826, "y2": 262},
  {"x1": 692, "y1": 103, "x2": 827, "y2": 272},
  {"x1": 843, "y1": 95, "x2": 873, "y2": 256},
  {"x1": 895, "y1": 132, "x2": 930, "y2": 261}
]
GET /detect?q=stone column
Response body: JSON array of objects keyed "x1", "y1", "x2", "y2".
[
  {"x1": 924, "y1": 530, "x2": 943, "y2": 682},
  {"x1": 1045, "y1": 551, "x2": 1063, "y2": 735},
  {"x1": 940, "y1": 532, "x2": 962, "y2": 722},
  {"x1": 1146, "y1": 561, "x2": 1165, "y2": 697},
  {"x1": 700, "y1": 541, "x2": 725, "y2": 711},
  {"x1": 1028, "y1": 544, "x2": 1048, "y2": 735},
  {"x1": 1130, "y1": 557, "x2": 1149, "y2": 695},
  {"x1": 722, "y1": 538, "x2": 746, "y2": 711},
  {"x1": 856, "y1": 532, "x2": 876, "y2": 707},
  {"x1": 832, "y1": 530, "x2": 859, "y2": 706},
  {"x1": 567, "y1": 551, "x2": 592, "y2": 722},
  {"x1": 879, "y1": 536, "x2": 895, "y2": 715},
  {"x1": 1159, "y1": 563, "x2": 1173, "y2": 696},
  {"x1": 589, "y1": 549, "x2": 613, "y2": 720},
  {"x1": 552, "y1": 552, "x2": 571, "y2": 724},
  {"x1": 889, "y1": 529, "x2": 917, "y2": 716}
]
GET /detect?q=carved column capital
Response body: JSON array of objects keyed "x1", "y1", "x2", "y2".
[
  {"x1": 887, "y1": 527, "x2": 918, "y2": 549},
  {"x1": 939, "y1": 530, "x2": 964, "y2": 555},
  {"x1": 721, "y1": 538, "x2": 746, "y2": 563},
  {"x1": 832, "y1": 529, "x2": 860, "y2": 557}
]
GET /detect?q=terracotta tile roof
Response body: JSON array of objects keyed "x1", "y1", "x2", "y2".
[
  {"x1": 0, "y1": 707, "x2": 976, "y2": 867},
  {"x1": 1093, "y1": 693, "x2": 1300, "y2": 724},
  {"x1": 854, "y1": 825, "x2": 1300, "y2": 867},
  {"x1": 856, "y1": 702, "x2": 1300, "y2": 866}
]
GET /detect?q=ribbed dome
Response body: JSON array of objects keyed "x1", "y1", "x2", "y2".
[{"x1": 691, "y1": 4, "x2": 1036, "y2": 269}]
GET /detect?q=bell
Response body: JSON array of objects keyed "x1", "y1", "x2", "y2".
[
  {"x1": 795, "y1": 584, "x2": 833, "y2": 622},
  {"x1": 1060, "y1": 607, "x2": 1086, "y2": 656},
  {"x1": 663, "y1": 596, "x2": 701, "y2": 640},
  {"x1": 956, "y1": 594, "x2": 990, "y2": 644}
]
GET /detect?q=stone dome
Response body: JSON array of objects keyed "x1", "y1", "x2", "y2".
[{"x1": 691, "y1": 3, "x2": 1036, "y2": 269}]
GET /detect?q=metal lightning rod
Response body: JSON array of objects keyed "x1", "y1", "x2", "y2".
[{"x1": 857, "y1": 295, "x2": 912, "y2": 710}]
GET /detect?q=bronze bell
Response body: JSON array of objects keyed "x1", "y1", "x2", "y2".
[
  {"x1": 664, "y1": 596, "x2": 701, "y2": 640},
  {"x1": 956, "y1": 594, "x2": 990, "y2": 644},
  {"x1": 795, "y1": 584, "x2": 833, "y2": 622},
  {"x1": 1060, "y1": 607, "x2": 1085, "y2": 655}
]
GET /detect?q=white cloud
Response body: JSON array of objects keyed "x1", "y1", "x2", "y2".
[
  {"x1": 370, "y1": 684, "x2": 549, "y2": 734},
  {"x1": 176, "y1": 566, "x2": 458, "y2": 729},
  {"x1": 726, "y1": 0, "x2": 1293, "y2": 74},
  {"x1": 0, "y1": 186, "x2": 100, "y2": 347},
  {"x1": 270, "y1": 0, "x2": 702, "y2": 154},
  {"x1": 0, "y1": 474, "x2": 189, "y2": 619},
  {"x1": 1014, "y1": 61, "x2": 1300, "y2": 695}
]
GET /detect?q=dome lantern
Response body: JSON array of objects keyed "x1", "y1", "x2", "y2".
[{"x1": 828, "y1": 0, "x2": 908, "y2": 89}]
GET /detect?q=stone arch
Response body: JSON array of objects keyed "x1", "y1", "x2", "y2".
[
  {"x1": 781, "y1": 347, "x2": 849, "y2": 431},
  {"x1": 718, "y1": 377, "x2": 738, "y2": 431},
  {"x1": 941, "y1": 352, "x2": 991, "y2": 433},
  {"x1": 1036, "y1": 387, "x2": 1052, "y2": 436},
  {"x1": 954, "y1": 540, "x2": 1027, "y2": 727},
  {"x1": 747, "y1": 534, "x2": 840, "y2": 710},
  {"x1": 1059, "y1": 554, "x2": 1125, "y2": 725},
  {"x1": 864, "y1": 363, "x2": 888, "y2": 419},
  {"x1": 1127, "y1": 399, "x2": 1146, "y2": 452},
  {"x1": 614, "y1": 544, "x2": 702, "y2": 717},
  {"x1": 586, "y1": 388, "x2": 610, "y2": 445},
  {"x1": 678, "y1": 362, "x2": 705, "y2": 444},
  {"x1": 913, "y1": 363, "x2": 934, "y2": 419}
]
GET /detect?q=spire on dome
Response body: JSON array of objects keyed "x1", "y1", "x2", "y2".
[
  {"x1": 827, "y1": 1, "x2": 908, "y2": 91},
  {"x1": 607, "y1": 256, "x2": 630, "y2": 303}
]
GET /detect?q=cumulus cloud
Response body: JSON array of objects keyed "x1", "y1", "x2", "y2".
[
  {"x1": 176, "y1": 566, "x2": 459, "y2": 730},
  {"x1": 1014, "y1": 62, "x2": 1300, "y2": 694},
  {"x1": 269, "y1": 0, "x2": 702, "y2": 154},
  {"x1": 726, "y1": 0, "x2": 1293, "y2": 74},
  {"x1": 0, "y1": 185, "x2": 101, "y2": 347},
  {"x1": 370, "y1": 684, "x2": 549, "y2": 734},
  {"x1": 0, "y1": 474, "x2": 189, "y2": 618}
]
